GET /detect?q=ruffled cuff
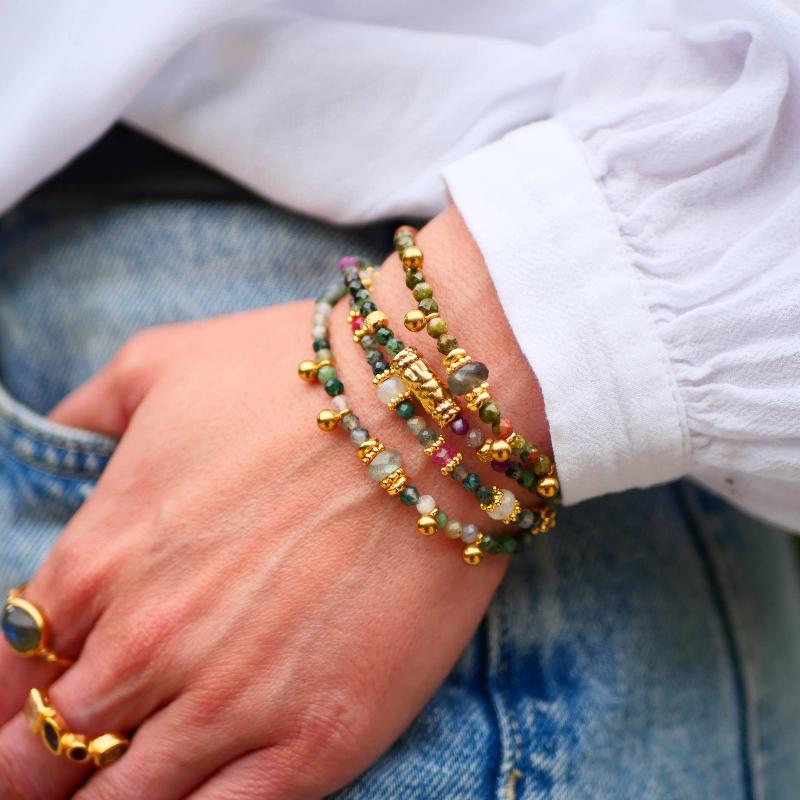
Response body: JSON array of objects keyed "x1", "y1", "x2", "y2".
[{"x1": 442, "y1": 118, "x2": 689, "y2": 505}]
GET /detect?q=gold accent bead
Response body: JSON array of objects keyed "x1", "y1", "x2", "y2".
[
  {"x1": 346, "y1": 309, "x2": 359, "y2": 323},
  {"x1": 88, "y1": 733, "x2": 130, "y2": 769},
  {"x1": 502, "y1": 500, "x2": 522, "y2": 525},
  {"x1": 316, "y1": 409, "x2": 339, "y2": 432},
  {"x1": 401, "y1": 246, "x2": 423, "y2": 270},
  {"x1": 443, "y1": 348, "x2": 472, "y2": 375},
  {"x1": 536, "y1": 476, "x2": 560, "y2": 498},
  {"x1": 462, "y1": 542, "x2": 484, "y2": 566},
  {"x1": 358, "y1": 439, "x2": 385, "y2": 465},
  {"x1": 423, "y1": 435, "x2": 446, "y2": 457},
  {"x1": 440, "y1": 451, "x2": 463, "y2": 477},
  {"x1": 533, "y1": 506, "x2": 557, "y2": 535},
  {"x1": 479, "y1": 487, "x2": 504, "y2": 513},
  {"x1": 372, "y1": 369, "x2": 393, "y2": 385},
  {"x1": 465, "y1": 382, "x2": 492, "y2": 412},
  {"x1": 363, "y1": 310, "x2": 389, "y2": 334},
  {"x1": 380, "y1": 467, "x2": 408, "y2": 496},
  {"x1": 477, "y1": 441, "x2": 494, "y2": 463},
  {"x1": 387, "y1": 390, "x2": 414, "y2": 412},
  {"x1": 404, "y1": 309, "x2": 427, "y2": 332},
  {"x1": 298, "y1": 360, "x2": 319, "y2": 382},
  {"x1": 490, "y1": 439, "x2": 512, "y2": 463},
  {"x1": 416, "y1": 515, "x2": 438, "y2": 536}
]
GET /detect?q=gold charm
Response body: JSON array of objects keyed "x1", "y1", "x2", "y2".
[
  {"x1": 316, "y1": 408, "x2": 351, "y2": 432},
  {"x1": 390, "y1": 346, "x2": 461, "y2": 427},
  {"x1": 416, "y1": 515, "x2": 438, "y2": 536}
]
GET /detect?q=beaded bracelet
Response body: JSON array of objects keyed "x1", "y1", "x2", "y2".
[
  {"x1": 392, "y1": 226, "x2": 561, "y2": 505},
  {"x1": 340, "y1": 261, "x2": 554, "y2": 536},
  {"x1": 298, "y1": 268, "x2": 544, "y2": 563}
]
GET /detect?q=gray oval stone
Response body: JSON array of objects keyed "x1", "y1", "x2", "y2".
[{"x1": 447, "y1": 361, "x2": 489, "y2": 395}]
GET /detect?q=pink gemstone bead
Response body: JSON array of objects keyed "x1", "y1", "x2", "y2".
[
  {"x1": 431, "y1": 443, "x2": 456, "y2": 468},
  {"x1": 450, "y1": 416, "x2": 469, "y2": 436},
  {"x1": 351, "y1": 316, "x2": 364, "y2": 332},
  {"x1": 338, "y1": 256, "x2": 361, "y2": 272}
]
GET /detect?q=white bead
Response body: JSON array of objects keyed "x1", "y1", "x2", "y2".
[
  {"x1": 312, "y1": 325, "x2": 327, "y2": 340},
  {"x1": 312, "y1": 313, "x2": 327, "y2": 328},
  {"x1": 315, "y1": 303, "x2": 332, "y2": 317},
  {"x1": 406, "y1": 416, "x2": 425, "y2": 436},
  {"x1": 487, "y1": 489, "x2": 517, "y2": 521},
  {"x1": 376, "y1": 377, "x2": 405, "y2": 404},
  {"x1": 331, "y1": 395, "x2": 349, "y2": 412},
  {"x1": 445, "y1": 520, "x2": 463, "y2": 539},
  {"x1": 416, "y1": 495, "x2": 436, "y2": 515}
]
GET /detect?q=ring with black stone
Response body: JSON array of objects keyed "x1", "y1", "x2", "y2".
[{"x1": 2, "y1": 586, "x2": 73, "y2": 666}]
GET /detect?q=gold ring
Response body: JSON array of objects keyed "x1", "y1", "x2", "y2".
[
  {"x1": 2, "y1": 586, "x2": 73, "y2": 666},
  {"x1": 26, "y1": 689, "x2": 130, "y2": 768}
]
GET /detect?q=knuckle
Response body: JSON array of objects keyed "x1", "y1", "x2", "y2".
[{"x1": 111, "y1": 328, "x2": 164, "y2": 386}]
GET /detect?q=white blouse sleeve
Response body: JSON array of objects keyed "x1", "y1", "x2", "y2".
[{"x1": 443, "y1": 5, "x2": 800, "y2": 531}]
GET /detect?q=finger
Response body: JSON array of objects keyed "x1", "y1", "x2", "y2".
[
  {"x1": 0, "y1": 710, "x2": 92, "y2": 800},
  {"x1": 0, "y1": 645, "x2": 64, "y2": 725}
]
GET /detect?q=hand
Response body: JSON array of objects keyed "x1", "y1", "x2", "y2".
[{"x1": 0, "y1": 207, "x2": 546, "y2": 798}]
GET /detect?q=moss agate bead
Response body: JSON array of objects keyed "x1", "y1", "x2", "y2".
[
  {"x1": 386, "y1": 337, "x2": 405, "y2": 356},
  {"x1": 419, "y1": 428, "x2": 438, "y2": 447},
  {"x1": 316, "y1": 365, "x2": 337, "y2": 383},
  {"x1": 372, "y1": 360, "x2": 389, "y2": 375},
  {"x1": 463, "y1": 473, "x2": 481, "y2": 493},
  {"x1": 366, "y1": 450, "x2": 402, "y2": 481},
  {"x1": 533, "y1": 455, "x2": 552, "y2": 476},
  {"x1": 396, "y1": 400, "x2": 415, "y2": 420},
  {"x1": 437, "y1": 334, "x2": 458, "y2": 354},
  {"x1": 412, "y1": 282, "x2": 433, "y2": 301},
  {"x1": 427, "y1": 318, "x2": 448, "y2": 338},
  {"x1": 313, "y1": 338, "x2": 330, "y2": 352},
  {"x1": 447, "y1": 362, "x2": 489, "y2": 395},
  {"x1": 366, "y1": 349, "x2": 382, "y2": 366},
  {"x1": 405, "y1": 270, "x2": 424, "y2": 289},
  {"x1": 375, "y1": 327, "x2": 393, "y2": 345},
  {"x1": 478, "y1": 402, "x2": 500, "y2": 424},
  {"x1": 418, "y1": 297, "x2": 439, "y2": 314},
  {"x1": 435, "y1": 510, "x2": 448, "y2": 528},
  {"x1": 324, "y1": 379, "x2": 344, "y2": 397},
  {"x1": 476, "y1": 486, "x2": 495, "y2": 505},
  {"x1": 400, "y1": 486, "x2": 420, "y2": 506}
]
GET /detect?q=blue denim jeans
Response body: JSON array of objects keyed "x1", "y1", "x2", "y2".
[{"x1": 1, "y1": 137, "x2": 800, "y2": 799}]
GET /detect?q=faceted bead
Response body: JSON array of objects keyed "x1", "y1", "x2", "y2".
[
  {"x1": 431, "y1": 443, "x2": 456, "y2": 469},
  {"x1": 447, "y1": 362, "x2": 489, "y2": 395},
  {"x1": 338, "y1": 256, "x2": 362, "y2": 272},
  {"x1": 348, "y1": 281, "x2": 365, "y2": 295},
  {"x1": 501, "y1": 537, "x2": 519, "y2": 554},
  {"x1": 316, "y1": 365, "x2": 337, "y2": 383},
  {"x1": 520, "y1": 470, "x2": 537, "y2": 489},
  {"x1": 521, "y1": 444, "x2": 539, "y2": 462},
  {"x1": 350, "y1": 428, "x2": 370, "y2": 446},
  {"x1": 400, "y1": 486, "x2": 420, "y2": 506},
  {"x1": 418, "y1": 297, "x2": 439, "y2": 314},
  {"x1": 315, "y1": 348, "x2": 332, "y2": 362},
  {"x1": 445, "y1": 520, "x2": 463, "y2": 539},
  {"x1": 437, "y1": 334, "x2": 458, "y2": 354},
  {"x1": 366, "y1": 349, "x2": 382, "y2": 366},
  {"x1": 450, "y1": 416, "x2": 469, "y2": 436},
  {"x1": 360, "y1": 334, "x2": 376, "y2": 350},
  {"x1": 451, "y1": 464, "x2": 468, "y2": 483},
  {"x1": 517, "y1": 509, "x2": 536, "y2": 530},
  {"x1": 491, "y1": 460, "x2": 508, "y2": 472},
  {"x1": 405, "y1": 270, "x2": 424, "y2": 289},
  {"x1": 314, "y1": 302, "x2": 333, "y2": 317},
  {"x1": 366, "y1": 450, "x2": 402, "y2": 481},
  {"x1": 463, "y1": 473, "x2": 481, "y2": 493},
  {"x1": 324, "y1": 379, "x2": 344, "y2": 397},
  {"x1": 478, "y1": 402, "x2": 501, "y2": 424},
  {"x1": 341, "y1": 414, "x2": 360, "y2": 432},
  {"x1": 492, "y1": 418, "x2": 514, "y2": 438},
  {"x1": 350, "y1": 316, "x2": 365, "y2": 333},
  {"x1": 406, "y1": 416, "x2": 426, "y2": 436},
  {"x1": 412, "y1": 282, "x2": 433, "y2": 301},
  {"x1": 312, "y1": 326, "x2": 327, "y2": 341},
  {"x1": 533, "y1": 455, "x2": 552, "y2": 476},
  {"x1": 396, "y1": 400, "x2": 415, "y2": 420},
  {"x1": 461, "y1": 524, "x2": 480, "y2": 544},
  {"x1": 373, "y1": 360, "x2": 389, "y2": 375},
  {"x1": 331, "y1": 395, "x2": 349, "y2": 412},
  {"x1": 354, "y1": 289, "x2": 370, "y2": 305},
  {"x1": 487, "y1": 489, "x2": 517, "y2": 521},
  {"x1": 313, "y1": 338, "x2": 330, "y2": 352},
  {"x1": 435, "y1": 510, "x2": 449, "y2": 528},
  {"x1": 419, "y1": 428, "x2": 439, "y2": 447},
  {"x1": 416, "y1": 495, "x2": 437, "y2": 515},
  {"x1": 466, "y1": 429, "x2": 484, "y2": 449},
  {"x1": 386, "y1": 337, "x2": 405, "y2": 356},
  {"x1": 1, "y1": 603, "x2": 41, "y2": 653},
  {"x1": 360, "y1": 301, "x2": 377, "y2": 315},
  {"x1": 375, "y1": 327, "x2": 393, "y2": 345},
  {"x1": 427, "y1": 318, "x2": 448, "y2": 338},
  {"x1": 505, "y1": 463, "x2": 523, "y2": 481},
  {"x1": 476, "y1": 486, "x2": 495, "y2": 505},
  {"x1": 377, "y1": 377, "x2": 406, "y2": 405}
]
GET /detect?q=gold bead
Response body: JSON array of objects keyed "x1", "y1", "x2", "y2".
[
  {"x1": 316, "y1": 409, "x2": 339, "y2": 431},
  {"x1": 416, "y1": 515, "x2": 437, "y2": 536},
  {"x1": 440, "y1": 451, "x2": 464, "y2": 477},
  {"x1": 363, "y1": 310, "x2": 389, "y2": 334},
  {"x1": 87, "y1": 733, "x2": 130, "y2": 769},
  {"x1": 380, "y1": 467, "x2": 408, "y2": 496},
  {"x1": 401, "y1": 246, "x2": 423, "y2": 270},
  {"x1": 536, "y1": 476, "x2": 560, "y2": 498},
  {"x1": 443, "y1": 348, "x2": 471, "y2": 374},
  {"x1": 462, "y1": 544, "x2": 484, "y2": 566},
  {"x1": 490, "y1": 439, "x2": 512, "y2": 462},
  {"x1": 477, "y1": 441, "x2": 494, "y2": 463},
  {"x1": 298, "y1": 360, "x2": 318, "y2": 382},
  {"x1": 404, "y1": 309, "x2": 427, "y2": 332},
  {"x1": 502, "y1": 500, "x2": 522, "y2": 525},
  {"x1": 358, "y1": 439, "x2": 385, "y2": 464}
]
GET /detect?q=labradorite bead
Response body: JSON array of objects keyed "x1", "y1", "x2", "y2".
[
  {"x1": 1, "y1": 603, "x2": 41, "y2": 653},
  {"x1": 479, "y1": 534, "x2": 503, "y2": 554},
  {"x1": 360, "y1": 334, "x2": 376, "y2": 350},
  {"x1": 400, "y1": 486, "x2": 420, "y2": 506},
  {"x1": 366, "y1": 449, "x2": 402, "y2": 481},
  {"x1": 313, "y1": 338, "x2": 330, "y2": 352},
  {"x1": 412, "y1": 282, "x2": 433, "y2": 301},
  {"x1": 418, "y1": 297, "x2": 439, "y2": 314},
  {"x1": 517, "y1": 509, "x2": 535, "y2": 529},
  {"x1": 461, "y1": 524, "x2": 480, "y2": 544},
  {"x1": 366, "y1": 349, "x2": 382, "y2": 366},
  {"x1": 317, "y1": 365, "x2": 337, "y2": 383},
  {"x1": 466, "y1": 429, "x2": 484, "y2": 449},
  {"x1": 350, "y1": 428, "x2": 370, "y2": 446},
  {"x1": 476, "y1": 486, "x2": 495, "y2": 505},
  {"x1": 435, "y1": 510, "x2": 448, "y2": 528},
  {"x1": 375, "y1": 327, "x2": 393, "y2": 345},
  {"x1": 437, "y1": 334, "x2": 458, "y2": 354},
  {"x1": 405, "y1": 270, "x2": 424, "y2": 289},
  {"x1": 373, "y1": 360, "x2": 389, "y2": 375},
  {"x1": 386, "y1": 338, "x2": 405, "y2": 356},
  {"x1": 427, "y1": 318, "x2": 448, "y2": 338},
  {"x1": 324, "y1": 379, "x2": 344, "y2": 397},
  {"x1": 396, "y1": 400, "x2": 415, "y2": 420},
  {"x1": 419, "y1": 428, "x2": 438, "y2": 447},
  {"x1": 533, "y1": 455, "x2": 552, "y2": 476},
  {"x1": 360, "y1": 301, "x2": 377, "y2": 315},
  {"x1": 447, "y1": 362, "x2": 489, "y2": 395},
  {"x1": 478, "y1": 402, "x2": 500, "y2": 424},
  {"x1": 463, "y1": 473, "x2": 481, "y2": 493}
]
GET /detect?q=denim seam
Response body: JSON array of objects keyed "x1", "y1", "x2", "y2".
[
  {"x1": 0, "y1": 415, "x2": 115, "y2": 456},
  {"x1": 675, "y1": 483, "x2": 758, "y2": 800},
  {"x1": 0, "y1": 446, "x2": 102, "y2": 486}
]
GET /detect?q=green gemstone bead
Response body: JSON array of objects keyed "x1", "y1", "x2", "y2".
[
  {"x1": 412, "y1": 282, "x2": 433, "y2": 301},
  {"x1": 478, "y1": 402, "x2": 500, "y2": 424},
  {"x1": 520, "y1": 470, "x2": 537, "y2": 489},
  {"x1": 462, "y1": 473, "x2": 481, "y2": 493},
  {"x1": 435, "y1": 510, "x2": 448, "y2": 529},
  {"x1": 427, "y1": 318, "x2": 448, "y2": 338},
  {"x1": 313, "y1": 338, "x2": 330, "y2": 352},
  {"x1": 316, "y1": 365, "x2": 337, "y2": 383},
  {"x1": 405, "y1": 270, "x2": 424, "y2": 289},
  {"x1": 501, "y1": 537, "x2": 519, "y2": 554},
  {"x1": 419, "y1": 428, "x2": 438, "y2": 447},
  {"x1": 386, "y1": 337, "x2": 405, "y2": 356},
  {"x1": 418, "y1": 297, "x2": 439, "y2": 314},
  {"x1": 400, "y1": 486, "x2": 420, "y2": 506},
  {"x1": 375, "y1": 327, "x2": 393, "y2": 345},
  {"x1": 476, "y1": 486, "x2": 494, "y2": 505},
  {"x1": 437, "y1": 334, "x2": 458, "y2": 354},
  {"x1": 505, "y1": 463, "x2": 523, "y2": 481},
  {"x1": 396, "y1": 400, "x2": 415, "y2": 420},
  {"x1": 324, "y1": 379, "x2": 344, "y2": 397},
  {"x1": 479, "y1": 534, "x2": 504, "y2": 554},
  {"x1": 533, "y1": 455, "x2": 552, "y2": 476},
  {"x1": 520, "y1": 444, "x2": 536, "y2": 462}
]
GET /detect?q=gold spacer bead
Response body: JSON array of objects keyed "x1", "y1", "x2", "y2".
[
  {"x1": 298, "y1": 360, "x2": 319, "y2": 382},
  {"x1": 479, "y1": 487, "x2": 504, "y2": 513},
  {"x1": 358, "y1": 439, "x2": 385, "y2": 465},
  {"x1": 536, "y1": 476, "x2": 560, "y2": 498},
  {"x1": 465, "y1": 382, "x2": 492, "y2": 412},
  {"x1": 404, "y1": 309, "x2": 427, "y2": 332},
  {"x1": 416, "y1": 515, "x2": 438, "y2": 536},
  {"x1": 533, "y1": 506, "x2": 557, "y2": 535},
  {"x1": 502, "y1": 500, "x2": 522, "y2": 525},
  {"x1": 440, "y1": 451, "x2": 463, "y2": 477},
  {"x1": 346, "y1": 309, "x2": 359, "y2": 323},
  {"x1": 477, "y1": 441, "x2": 494, "y2": 463},
  {"x1": 462, "y1": 542, "x2": 484, "y2": 566},
  {"x1": 443, "y1": 348, "x2": 472, "y2": 375},
  {"x1": 380, "y1": 467, "x2": 408, "y2": 496},
  {"x1": 363, "y1": 310, "x2": 389, "y2": 334},
  {"x1": 387, "y1": 391, "x2": 414, "y2": 412},
  {"x1": 372, "y1": 370, "x2": 393, "y2": 386},
  {"x1": 491, "y1": 439, "x2": 512, "y2": 463},
  {"x1": 423, "y1": 435, "x2": 446, "y2": 458},
  {"x1": 400, "y1": 246, "x2": 423, "y2": 271},
  {"x1": 316, "y1": 409, "x2": 339, "y2": 432}
]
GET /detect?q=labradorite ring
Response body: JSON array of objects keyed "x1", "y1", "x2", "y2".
[{"x1": 2, "y1": 587, "x2": 73, "y2": 666}]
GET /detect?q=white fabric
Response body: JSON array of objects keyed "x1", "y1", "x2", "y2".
[{"x1": 1, "y1": 0, "x2": 799, "y2": 530}]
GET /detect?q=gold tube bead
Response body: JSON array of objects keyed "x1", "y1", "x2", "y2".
[
  {"x1": 88, "y1": 733, "x2": 130, "y2": 769},
  {"x1": 465, "y1": 382, "x2": 492, "y2": 412}
]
